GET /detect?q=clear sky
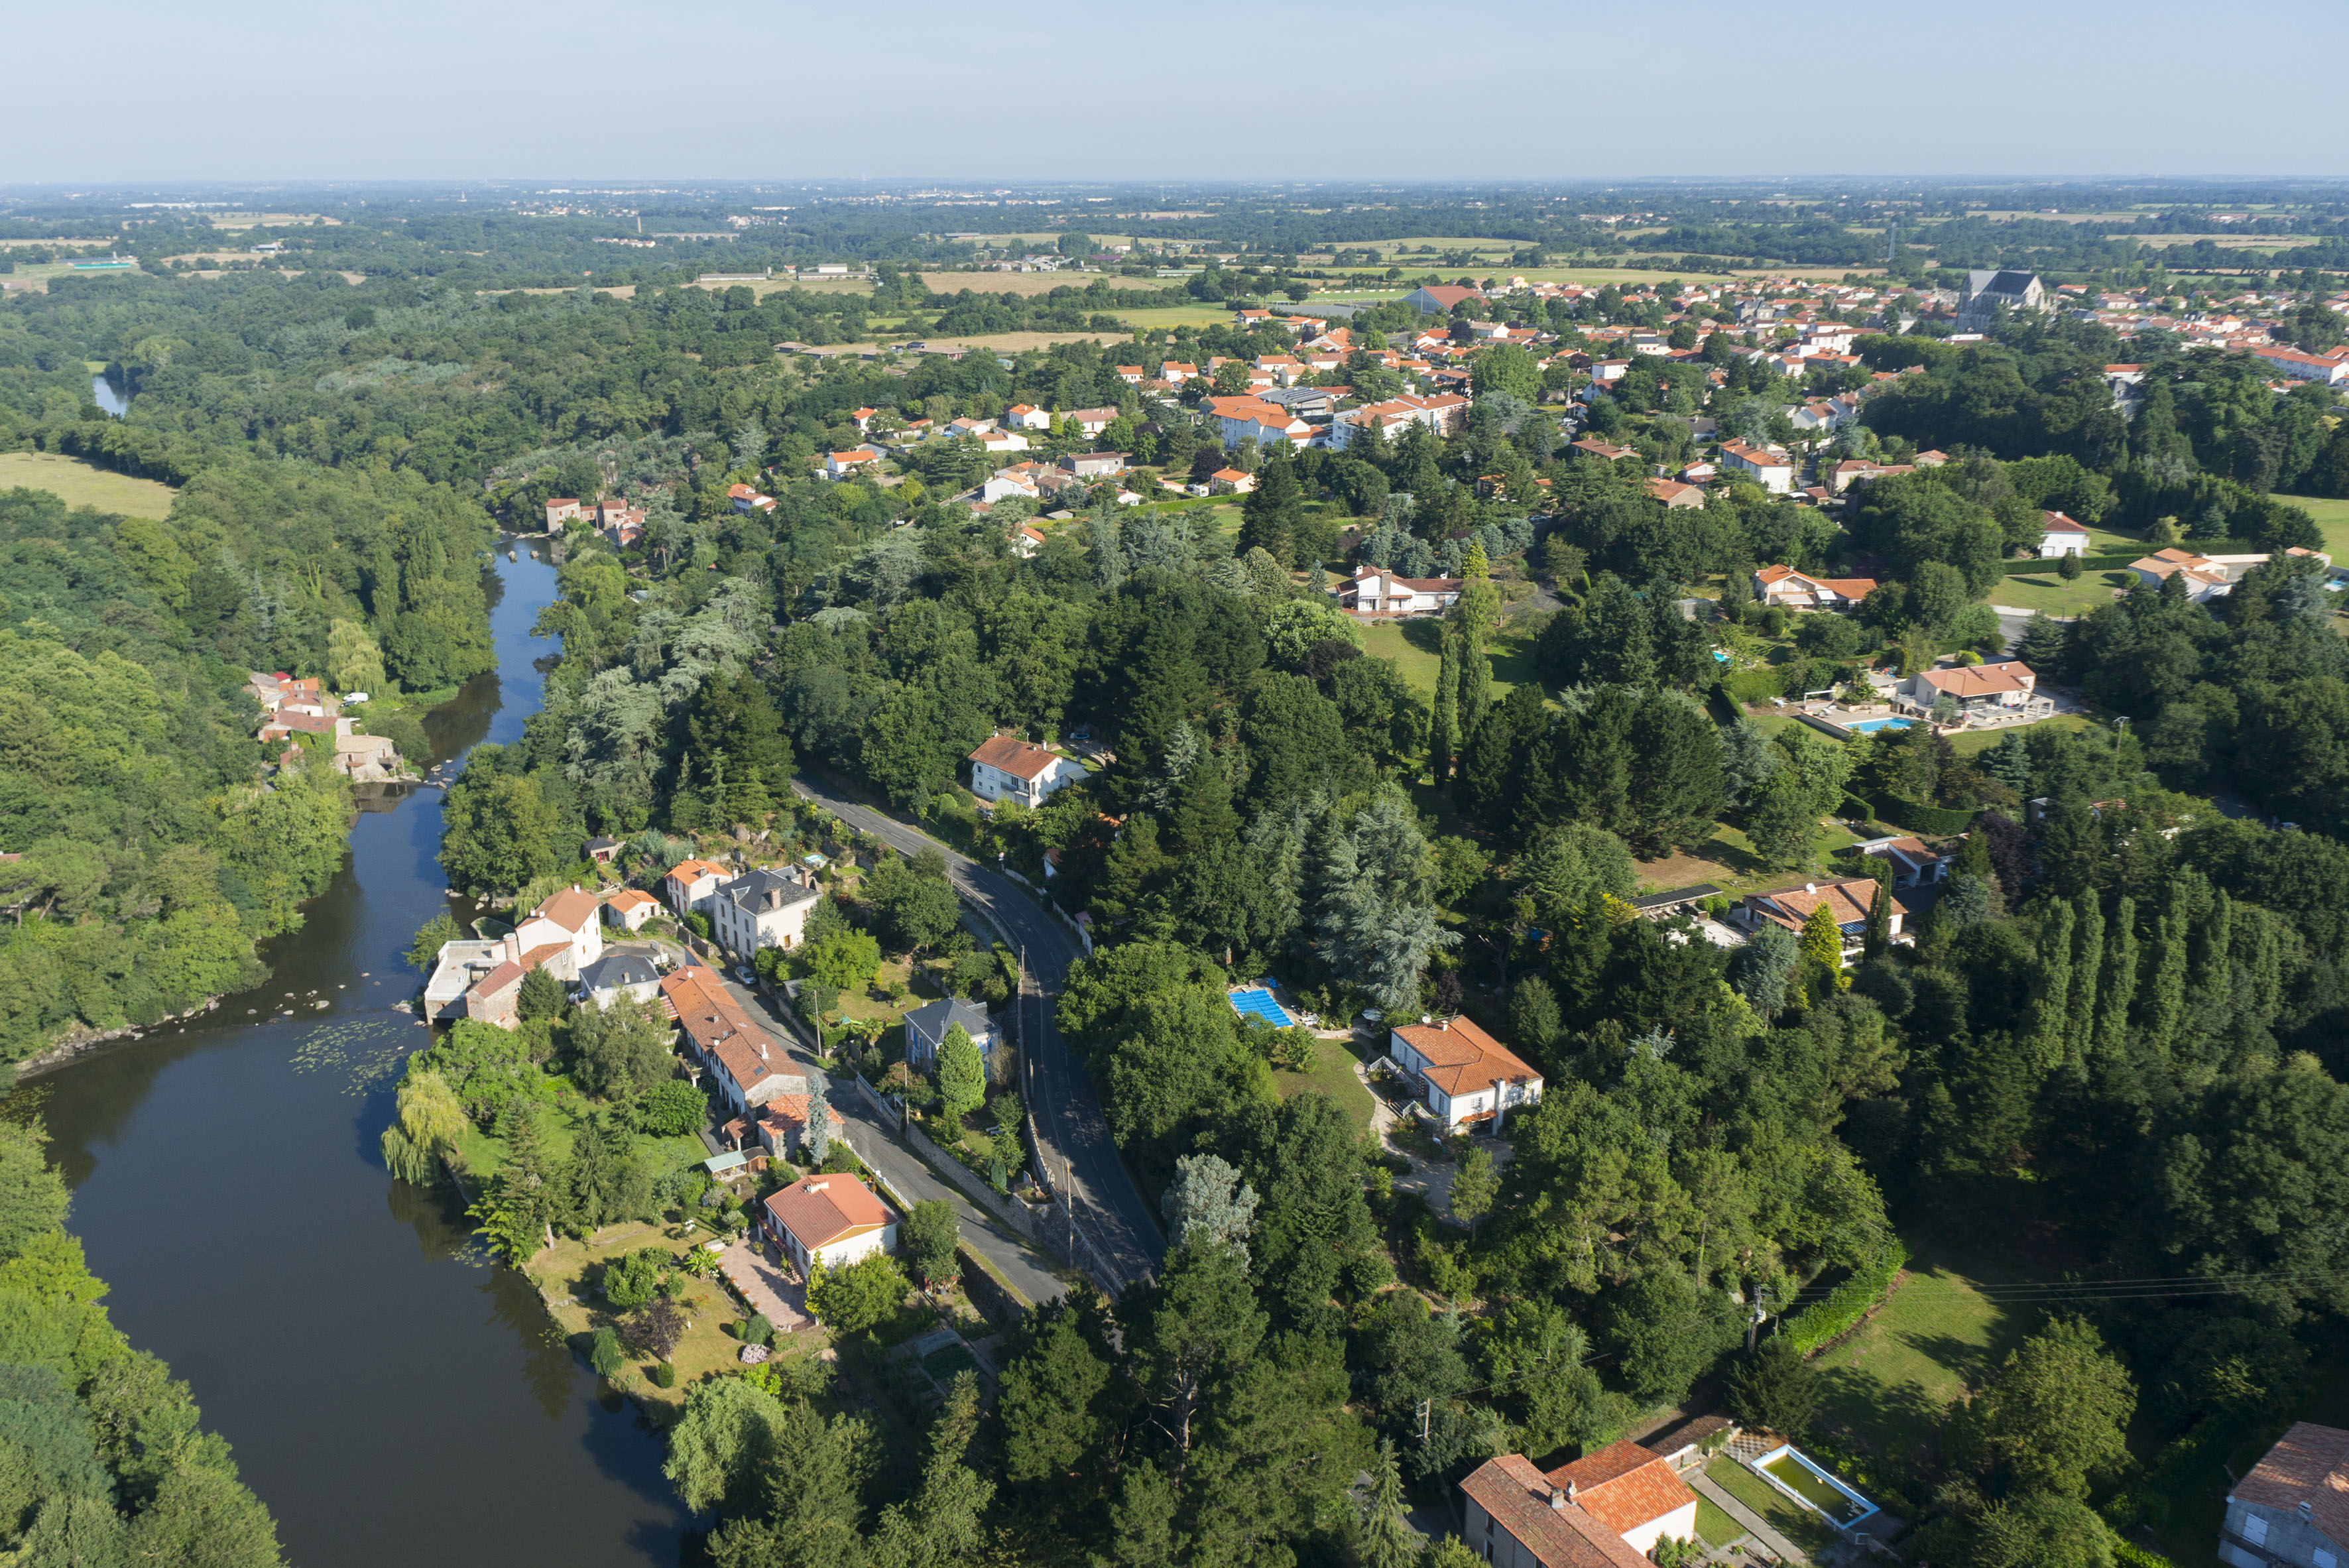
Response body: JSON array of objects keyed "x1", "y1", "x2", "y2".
[{"x1": 7, "y1": 0, "x2": 2346, "y2": 185}]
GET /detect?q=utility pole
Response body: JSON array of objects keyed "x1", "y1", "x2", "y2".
[
  {"x1": 1746, "y1": 1285, "x2": 1770, "y2": 1353},
  {"x1": 1417, "y1": 1400, "x2": 1431, "y2": 1445}
]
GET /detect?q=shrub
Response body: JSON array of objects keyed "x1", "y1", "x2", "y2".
[
  {"x1": 650, "y1": 1360, "x2": 677, "y2": 1388},
  {"x1": 741, "y1": 1313, "x2": 772, "y2": 1347},
  {"x1": 602, "y1": 1248, "x2": 666, "y2": 1309},
  {"x1": 1785, "y1": 1239, "x2": 1909, "y2": 1355},
  {"x1": 588, "y1": 1326, "x2": 623, "y2": 1378},
  {"x1": 636, "y1": 1079, "x2": 707, "y2": 1137}
]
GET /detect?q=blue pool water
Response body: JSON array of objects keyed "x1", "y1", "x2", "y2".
[
  {"x1": 1843, "y1": 717, "x2": 1915, "y2": 735},
  {"x1": 1230, "y1": 989, "x2": 1294, "y2": 1027}
]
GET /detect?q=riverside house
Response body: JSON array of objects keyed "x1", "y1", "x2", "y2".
[{"x1": 421, "y1": 888, "x2": 605, "y2": 1024}]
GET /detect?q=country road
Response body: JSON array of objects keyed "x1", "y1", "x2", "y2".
[{"x1": 792, "y1": 775, "x2": 1164, "y2": 1294}]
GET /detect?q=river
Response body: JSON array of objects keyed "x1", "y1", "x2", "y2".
[{"x1": 5, "y1": 542, "x2": 690, "y2": 1567}]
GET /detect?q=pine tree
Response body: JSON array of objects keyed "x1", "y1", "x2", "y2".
[
  {"x1": 1357, "y1": 1439, "x2": 1417, "y2": 1568},
  {"x1": 804, "y1": 1076, "x2": 831, "y2": 1164},
  {"x1": 1238, "y1": 453, "x2": 1302, "y2": 566},
  {"x1": 1863, "y1": 857, "x2": 1894, "y2": 954},
  {"x1": 1168, "y1": 749, "x2": 1239, "y2": 857},
  {"x1": 2094, "y1": 894, "x2": 2138, "y2": 1061},
  {"x1": 1799, "y1": 904, "x2": 1846, "y2": 985}
]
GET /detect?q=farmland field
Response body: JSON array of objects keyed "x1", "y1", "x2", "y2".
[{"x1": 0, "y1": 452, "x2": 178, "y2": 518}]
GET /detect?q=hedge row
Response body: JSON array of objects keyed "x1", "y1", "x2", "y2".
[
  {"x1": 2005, "y1": 554, "x2": 2143, "y2": 575},
  {"x1": 1876, "y1": 793, "x2": 1978, "y2": 835},
  {"x1": 1787, "y1": 1238, "x2": 1909, "y2": 1357}
]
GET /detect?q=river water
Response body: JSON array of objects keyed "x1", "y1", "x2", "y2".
[{"x1": 6, "y1": 543, "x2": 689, "y2": 1567}]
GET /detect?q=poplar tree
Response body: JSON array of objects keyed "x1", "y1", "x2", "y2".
[
  {"x1": 2093, "y1": 895, "x2": 2138, "y2": 1061},
  {"x1": 2140, "y1": 888, "x2": 2191, "y2": 1061},
  {"x1": 1430, "y1": 623, "x2": 1459, "y2": 784},
  {"x1": 2066, "y1": 890, "x2": 2104, "y2": 1073},
  {"x1": 2033, "y1": 900, "x2": 2075, "y2": 1070}
]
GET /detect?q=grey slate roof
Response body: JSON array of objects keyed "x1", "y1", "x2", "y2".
[
  {"x1": 903, "y1": 996, "x2": 996, "y2": 1042},
  {"x1": 579, "y1": 953, "x2": 659, "y2": 993},
  {"x1": 720, "y1": 867, "x2": 820, "y2": 915}
]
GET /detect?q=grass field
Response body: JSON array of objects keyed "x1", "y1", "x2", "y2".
[
  {"x1": 915, "y1": 270, "x2": 1180, "y2": 298},
  {"x1": 1990, "y1": 568, "x2": 2134, "y2": 617},
  {"x1": 1358, "y1": 619, "x2": 1539, "y2": 702},
  {"x1": 0, "y1": 452, "x2": 178, "y2": 518},
  {"x1": 1705, "y1": 1457, "x2": 1836, "y2": 1555},
  {"x1": 2276, "y1": 493, "x2": 2349, "y2": 558},
  {"x1": 1272, "y1": 1033, "x2": 1377, "y2": 1136},
  {"x1": 1693, "y1": 1497, "x2": 1746, "y2": 1548},
  {"x1": 1810, "y1": 1263, "x2": 2024, "y2": 1473},
  {"x1": 1945, "y1": 713, "x2": 2098, "y2": 755}
]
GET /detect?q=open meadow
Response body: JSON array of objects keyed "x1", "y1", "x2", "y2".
[{"x1": 0, "y1": 452, "x2": 178, "y2": 518}]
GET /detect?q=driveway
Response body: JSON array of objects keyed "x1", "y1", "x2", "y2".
[{"x1": 792, "y1": 774, "x2": 1165, "y2": 1294}]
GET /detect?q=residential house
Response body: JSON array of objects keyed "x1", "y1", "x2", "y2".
[
  {"x1": 545, "y1": 497, "x2": 586, "y2": 530},
  {"x1": 825, "y1": 450, "x2": 880, "y2": 480},
  {"x1": 604, "y1": 888, "x2": 660, "y2": 932},
  {"x1": 577, "y1": 953, "x2": 662, "y2": 1010},
  {"x1": 1159, "y1": 361, "x2": 1197, "y2": 385},
  {"x1": 1856, "y1": 834, "x2": 1955, "y2": 886},
  {"x1": 586, "y1": 836, "x2": 623, "y2": 865},
  {"x1": 1903, "y1": 660, "x2": 2038, "y2": 715},
  {"x1": 1959, "y1": 270, "x2": 2047, "y2": 330},
  {"x1": 1063, "y1": 406, "x2": 1119, "y2": 437},
  {"x1": 762, "y1": 1174, "x2": 898, "y2": 1274},
  {"x1": 2220, "y1": 1421, "x2": 2349, "y2": 1568},
  {"x1": 1645, "y1": 477, "x2": 1707, "y2": 509},
  {"x1": 665, "y1": 859, "x2": 736, "y2": 918},
  {"x1": 1004, "y1": 403, "x2": 1050, "y2": 430},
  {"x1": 1326, "y1": 392, "x2": 1470, "y2": 451},
  {"x1": 660, "y1": 965, "x2": 797, "y2": 1114},
  {"x1": 1338, "y1": 566, "x2": 1464, "y2": 617},
  {"x1": 1064, "y1": 452, "x2": 1126, "y2": 479},
  {"x1": 902, "y1": 996, "x2": 1001, "y2": 1075},
  {"x1": 1114, "y1": 365, "x2": 1144, "y2": 384},
  {"x1": 1209, "y1": 467, "x2": 1256, "y2": 495},
  {"x1": 2129, "y1": 546, "x2": 2332, "y2": 602},
  {"x1": 1010, "y1": 522, "x2": 1046, "y2": 558},
  {"x1": 712, "y1": 865, "x2": 822, "y2": 959},
  {"x1": 729, "y1": 483, "x2": 777, "y2": 513},
  {"x1": 1718, "y1": 440, "x2": 1796, "y2": 493},
  {"x1": 1571, "y1": 438, "x2": 1638, "y2": 463},
  {"x1": 754, "y1": 1093, "x2": 849, "y2": 1164},
  {"x1": 1459, "y1": 1443, "x2": 1698, "y2": 1567},
  {"x1": 2039, "y1": 512, "x2": 2092, "y2": 557},
  {"x1": 508, "y1": 888, "x2": 605, "y2": 977},
  {"x1": 1201, "y1": 395, "x2": 1312, "y2": 450},
  {"x1": 1386, "y1": 1015, "x2": 1543, "y2": 1132},
  {"x1": 1402, "y1": 284, "x2": 1482, "y2": 315},
  {"x1": 1752, "y1": 565, "x2": 1878, "y2": 611},
  {"x1": 420, "y1": 887, "x2": 606, "y2": 1023},
  {"x1": 979, "y1": 430, "x2": 1032, "y2": 456},
  {"x1": 967, "y1": 734, "x2": 1089, "y2": 807},
  {"x1": 1732, "y1": 878, "x2": 1900, "y2": 963},
  {"x1": 2252, "y1": 345, "x2": 2349, "y2": 385}
]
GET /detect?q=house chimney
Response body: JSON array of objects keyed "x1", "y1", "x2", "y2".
[
  {"x1": 1805, "y1": 882, "x2": 1817, "y2": 896},
  {"x1": 1492, "y1": 1077, "x2": 1506, "y2": 1137},
  {"x1": 1549, "y1": 1488, "x2": 1568, "y2": 1513}
]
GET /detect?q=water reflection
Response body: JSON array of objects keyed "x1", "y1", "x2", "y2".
[{"x1": 90, "y1": 372, "x2": 130, "y2": 416}]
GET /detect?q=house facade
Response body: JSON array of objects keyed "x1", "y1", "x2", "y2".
[
  {"x1": 713, "y1": 866, "x2": 822, "y2": 958},
  {"x1": 577, "y1": 953, "x2": 662, "y2": 1010},
  {"x1": 762, "y1": 1174, "x2": 898, "y2": 1274},
  {"x1": 1339, "y1": 567, "x2": 1464, "y2": 617},
  {"x1": 1958, "y1": 269, "x2": 2047, "y2": 330},
  {"x1": 420, "y1": 888, "x2": 605, "y2": 1023},
  {"x1": 1856, "y1": 835, "x2": 1953, "y2": 887},
  {"x1": 1901, "y1": 660, "x2": 2038, "y2": 715},
  {"x1": 660, "y1": 965, "x2": 798, "y2": 1114},
  {"x1": 1387, "y1": 1016, "x2": 1543, "y2": 1132},
  {"x1": 665, "y1": 859, "x2": 735, "y2": 917},
  {"x1": 2220, "y1": 1422, "x2": 2349, "y2": 1568},
  {"x1": 2038, "y1": 511, "x2": 2092, "y2": 557},
  {"x1": 902, "y1": 996, "x2": 1000, "y2": 1075},
  {"x1": 2128, "y1": 546, "x2": 2332, "y2": 603},
  {"x1": 967, "y1": 735, "x2": 1089, "y2": 807},
  {"x1": 1718, "y1": 440, "x2": 1795, "y2": 493},
  {"x1": 605, "y1": 889, "x2": 659, "y2": 932},
  {"x1": 1732, "y1": 878, "x2": 1900, "y2": 964}
]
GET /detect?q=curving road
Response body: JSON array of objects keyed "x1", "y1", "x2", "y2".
[{"x1": 792, "y1": 775, "x2": 1164, "y2": 1294}]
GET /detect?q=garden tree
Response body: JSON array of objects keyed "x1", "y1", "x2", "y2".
[
  {"x1": 1160, "y1": 1153, "x2": 1259, "y2": 1266},
  {"x1": 567, "y1": 1110, "x2": 652, "y2": 1228},
  {"x1": 1519, "y1": 686, "x2": 1725, "y2": 857},
  {"x1": 804, "y1": 1078, "x2": 831, "y2": 1164},
  {"x1": 379, "y1": 1068, "x2": 469, "y2": 1184},
  {"x1": 1730, "y1": 924, "x2": 1801, "y2": 1020},
  {"x1": 1449, "y1": 1146, "x2": 1499, "y2": 1233},
  {"x1": 1353, "y1": 1290, "x2": 1496, "y2": 1478},
  {"x1": 935, "y1": 1024, "x2": 988, "y2": 1124},
  {"x1": 1799, "y1": 904, "x2": 1846, "y2": 982},
  {"x1": 1430, "y1": 618, "x2": 1459, "y2": 784},
  {"x1": 1456, "y1": 684, "x2": 1547, "y2": 830},
  {"x1": 469, "y1": 1104, "x2": 567, "y2": 1262},
  {"x1": 1471, "y1": 343, "x2": 1542, "y2": 403},
  {"x1": 2151, "y1": 1061, "x2": 2349, "y2": 1317},
  {"x1": 1964, "y1": 1317, "x2": 2136, "y2": 1498},
  {"x1": 1259, "y1": 595, "x2": 1361, "y2": 671},
  {"x1": 998, "y1": 1299, "x2": 1118, "y2": 1486},
  {"x1": 602, "y1": 1248, "x2": 666, "y2": 1310},
  {"x1": 863, "y1": 849, "x2": 961, "y2": 953},
  {"x1": 1449, "y1": 577, "x2": 1502, "y2": 739},
  {"x1": 1311, "y1": 788, "x2": 1461, "y2": 1012},
  {"x1": 1517, "y1": 821, "x2": 1638, "y2": 929},
  {"x1": 1968, "y1": 1492, "x2": 2116, "y2": 1568},
  {"x1": 516, "y1": 965, "x2": 568, "y2": 1022},
  {"x1": 1481, "y1": 1301, "x2": 1616, "y2": 1459},
  {"x1": 703, "y1": 1396, "x2": 875, "y2": 1568},
  {"x1": 1238, "y1": 672, "x2": 1355, "y2": 810},
  {"x1": 1724, "y1": 1336, "x2": 1821, "y2": 1438},
  {"x1": 1744, "y1": 768, "x2": 1824, "y2": 871},
  {"x1": 571, "y1": 995, "x2": 675, "y2": 1100},
  {"x1": 1511, "y1": 977, "x2": 1563, "y2": 1053},
  {"x1": 589, "y1": 1326, "x2": 625, "y2": 1379},
  {"x1": 1237, "y1": 452, "x2": 1303, "y2": 566},
  {"x1": 1236, "y1": 1091, "x2": 1384, "y2": 1327},
  {"x1": 867, "y1": 1374, "x2": 994, "y2": 1568},
  {"x1": 898, "y1": 1199, "x2": 960, "y2": 1288},
  {"x1": 800, "y1": 928, "x2": 882, "y2": 995},
  {"x1": 1603, "y1": 1268, "x2": 1743, "y2": 1405},
  {"x1": 806, "y1": 1252, "x2": 910, "y2": 1338},
  {"x1": 686, "y1": 671, "x2": 794, "y2": 822},
  {"x1": 406, "y1": 912, "x2": 460, "y2": 971},
  {"x1": 664, "y1": 1375, "x2": 789, "y2": 1514}
]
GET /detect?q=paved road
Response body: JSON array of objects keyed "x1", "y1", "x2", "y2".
[
  {"x1": 793, "y1": 774, "x2": 1164, "y2": 1294},
  {"x1": 655, "y1": 939, "x2": 1072, "y2": 1311}
]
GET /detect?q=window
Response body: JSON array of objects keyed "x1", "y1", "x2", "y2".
[
  {"x1": 2243, "y1": 1515, "x2": 2267, "y2": 1546},
  {"x1": 2315, "y1": 1551, "x2": 2335, "y2": 1568}
]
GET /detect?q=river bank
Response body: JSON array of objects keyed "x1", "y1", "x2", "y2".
[{"x1": 5, "y1": 540, "x2": 693, "y2": 1568}]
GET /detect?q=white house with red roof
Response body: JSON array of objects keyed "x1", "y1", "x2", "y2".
[
  {"x1": 825, "y1": 450, "x2": 881, "y2": 481},
  {"x1": 1753, "y1": 565, "x2": 1878, "y2": 611},
  {"x1": 665, "y1": 859, "x2": 737, "y2": 918},
  {"x1": 1719, "y1": 440, "x2": 1796, "y2": 493},
  {"x1": 1733, "y1": 876, "x2": 1899, "y2": 964},
  {"x1": 1202, "y1": 395, "x2": 1312, "y2": 450},
  {"x1": 1386, "y1": 1015, "x2": 1543, "y2": 1132},
  {"x1": 1900, "y1": 660, "x2": 2039, "y2": 715},
  {"x1": 1339, "y1": 567, "x2": 1463, "y2": 617},
  {"x1": 2222, "y1": 1422, "x2": 2349, "y2": 1568},
  {"x1": 420, "y1": 888, "x2": 607, "y2": 1024},
  {"x1": 1459, "y1": 1440, "x2": 1699, "y2": 1567},
  {"x1": 2037, "y1": 511, "x2": 2092, "y2": 557},
  {"x1": 1004, "y1": 402, "x2": 1050, "y2": 430},
  {"x1": 762, "y1": 1174, "x2": 898, "y2": 1273},
  {"x1": 967, "y1": 735, "x2": 1089, "y2": 808}
]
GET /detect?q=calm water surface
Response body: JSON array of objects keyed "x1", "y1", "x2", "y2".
[{"x1": 9, "y1": 542, "x2": 689, "y2": 1567}]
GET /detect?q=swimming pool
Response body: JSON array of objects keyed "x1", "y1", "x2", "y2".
[
  {"x1": 1842, "y1": 717, "x2": 1915, "y2": 735},
  {"x1": 1229, "y1": 989, "x2": 1294, "y2": 1028}
]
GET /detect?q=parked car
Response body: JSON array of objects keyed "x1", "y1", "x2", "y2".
[{"x1": 735, "y1": 966, "x2": 756, "y2": 986}]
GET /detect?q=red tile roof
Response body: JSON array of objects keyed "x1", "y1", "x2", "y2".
[
  {"x1": 1545, "y1": 1442, "x2": 1697, "y2": 1537},
  {"x1": 2235, "y1": 1423, "x2": 2349, "y2": 1545},
  {"x1": 969, "y1": 734, "x2": 1061, "y2": 782},
  {"x1": 764, "y1": 1174, "x2": 892, "y2": 1252},
  {"x1": 533, "y1": 887, "x2": 599, "y2": 934},
  {"x1": 1460, "y1": 1456, "x2": 1650, "y2": 1568},
  {"x1": 1391, "y1": 1015, "x2": 1540, "y2": 1096}
]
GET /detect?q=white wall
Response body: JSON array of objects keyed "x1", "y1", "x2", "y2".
[{"x1": 1623, "y1": 1501, "x2": 1699, "y2": 1555}]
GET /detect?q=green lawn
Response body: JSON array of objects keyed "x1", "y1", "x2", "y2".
[
  {"x1": 1704, "y1": 1457, "x2": 1836, "y2": 1555},
  {"x1": 2275, "y1": 493, "x2": 2349, "y2": 559},
  {"x1": 1989, "y1": 569, "x2": 2134, "y2": 617},
  {"x1": 1632, "y1": 815, "x2": 1868, "y2": 900},
  {"x1": 1945, "y1": 713, "x2": 2099, "y2": 756},
  {"x1": 0, "y1": 451, "x2": 178, "y2": 518},
  {"x1": 1359, "y1": 619, "x2": 1538, "y2": 703},
  {"x1": 1693, "y1": 1496, "x2": 1747, "y2": 1548},
  {"x1": 1273, "y1": 1033, "x2": 1376, "y2": 1136},
  {"x1": 1809, "y1": 1263, "x2": 2025, "y2": 1473}
]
